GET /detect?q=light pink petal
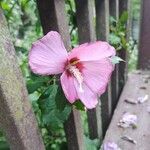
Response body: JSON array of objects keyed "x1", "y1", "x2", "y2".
[
  {"x1": 74, "y1": 81, "x2": 98, "y2": 109},
  {"x1": 68, "y1": 41, "x2": 116, "y2": 61},
  {"x1": 60, "y1": 71, "x2": 78, "y2": 103},
  {"x1": 29, "y1": 31, "x2": 68, "y2": 75},
  {"x1": 104, "y1": 141, "x2": 121, "y2": 150},
  {"x1": 82, "y1": 59, "x2": 114, "y2": 95}
]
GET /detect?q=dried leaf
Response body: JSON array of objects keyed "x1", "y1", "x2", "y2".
[
  {"x1": 143, "y1": 75, "x2": 150, "y2": 83},
  {"x1": 143, "y1": 79, "x2": 149, "y2": 83},
  {"x1": 139, "y1": 86, "x2": 147, "y2": 90},
  {"x1": 121, "y1": 136, "x2": 137, "y2": 144},
  {"x1": 118, "y1": 112, "x2": 137, "y2": 128},
  {"x1": 103, "y1": 141, "x2": 121, "y2": 150},
  {"x1": 124, "y1": 98, "x2": 138, "y2": 104}
]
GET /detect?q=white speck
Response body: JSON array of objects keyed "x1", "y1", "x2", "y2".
[{"x1": 137, "y1": 94, "x2": 149, "y2": 103}]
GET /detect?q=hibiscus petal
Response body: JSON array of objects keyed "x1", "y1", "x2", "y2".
[
  {"x1": 60, "y1": 71, "x2": 78, "y2": 103},
  {"x1": 29, "y1": 31, "x2": 68, "y2": 75},
  {"x1": 74, "y1": 80, "x2": 98, "y2": 109},
  {"x1": 68, "y1": 41, "x2": 116, "y2": 61},
  {"x1": 82, "y1": 59, "x2": 114, "y2": 95}
]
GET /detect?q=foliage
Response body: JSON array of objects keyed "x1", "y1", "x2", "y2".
[
  {"x1": 109, "y1": 11, "x2": 138, "y2": 71},
  {"x1": 85, "y1": 137, "x2": 100, "y2": 150},
  {"x1": 109, "y1": 11, "x2": 129, "y2": 50},
  {"x1": 0, "y1": 131, "x2": 9, "y2": 150},
  {"x1": 65, "y1": 0, "x2": 78, "y2": 48},
  {"x1": 132, "y1": 0, "x2": 141, "y2": 20}
]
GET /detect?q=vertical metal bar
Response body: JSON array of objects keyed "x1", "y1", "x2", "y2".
[
  {"x1": 95, "y1": 0, "x2": 111, "y2": 136},
  {"x1": 75, "y1": 0, "x2": 96, "y2": 43},
  {"x1": 109, "y1": 0, "x2": 119, "y2": 21},
  {"x1": 75, "y1": 0, "x2": 102, "y2": 140},
  {"x1": 37, "y1": 0, "x2": 85, "y2": 149},
  {"x1": 118, "y1": 0, "x2": 132, "y2": 94},
  {"x1": 109, "y1": 0, "x2": 119, "y2": 112},
  {"x1": 37, "y1": 0, "x2": 71, "y2": 48},
  {"x1": 138, "y1": 0, "x2": 150, "y2": 70},
  {"x1": 96, "y1": 0, "x2": 109, "y2": 41},
  {"x1": 64, "y1": 108, "x2": 85, "y2": 150}
]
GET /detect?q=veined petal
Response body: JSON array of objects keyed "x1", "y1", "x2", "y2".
[
  {"x1": 82, "y1": 59, "x2": 114, "y2": 95},
  {"x1": 29, "y1": 31, "x2": 68, "y2": 75},
  {"x1": 60, "y1": 71, "x2": 78, "y2": 103},
  {"x1": 74, "y1": 80, "x2": 98, "y2": 109},
  {"x1": 68, "y1": 41, "x2": 116, "y2": 61}
]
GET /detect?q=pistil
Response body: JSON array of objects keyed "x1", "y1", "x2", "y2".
[{"x1": 68, "y1": 65, "x2": 84, "y2": 93}]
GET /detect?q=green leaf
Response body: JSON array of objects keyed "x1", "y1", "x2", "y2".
[
  {"x1": 38, "y1": 84, "x2": 72, "y2": 129},
  {"x1": 119, "y1": 11, "x2": 128, "y2": 24},
  {"x1": 73, "y1": 100, "x2": 85, "y2": 111},
  {"x1": 38, "y1": 84, "x2": 58, "y2": 111},
  {"x1": 55, "y1": 84, "x2": 70, "y2": 112},
  {"x1": 109, "y1": 33, "x2": 121, "y2": 45},
  {"x1": 0, "y1": 141, "x2": 9, "y2": 150},
  {"x1": 109, "y1": 16, "x2": 117, "y2": 24},
  {"x1": 27, "y1": 75, "x2": 50, "y2": 94},
  {"x1": 84, "y1": 136, "x2": 100, "y2": 150},
  {"x1": 27, "y1": 80, "x2": 45, "y2": 94},
  {"x1": 15, "y1": 46, "x2": 27, "y2": 53},
  {"x1": 56, "y1": 105, "x2": 72, "y2": 123},
  {"x1": 110, "y1": 56, "x2": 125, "y2": 64}
]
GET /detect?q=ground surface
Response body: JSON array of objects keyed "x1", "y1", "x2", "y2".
[{"x1": 103, "y1": 71, "x2": 150, "y2": 150}]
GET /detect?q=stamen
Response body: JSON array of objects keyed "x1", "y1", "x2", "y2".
[
  {"x1": 68, "y1": 65, "x2": 84, "y2": 92},
  {"x1": 79, "y1": 83, "x2": 84, "y2": 93}
]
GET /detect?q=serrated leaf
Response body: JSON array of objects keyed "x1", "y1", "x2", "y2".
[
  {"x1": 55, "y1": 105, "x2": 71, "y2": 123},
  {"x1": 39, "y1": 85, "x2": 56, "y2": 100},
  {"x1": 38, "y1": 84, "x2": 58, "y2": 111},
  {"x1": 27, "y1": 80, "x2": 44, "y2": 94},
  {"x1": 27, "y1": 75, "x2": 50, "y2": 94},
  {"x1": 38, "y1": 84, "x2": 72, "y2": 129},
  {"x1": 55, "y1": 84, "x2": 70, "y2": 112}
]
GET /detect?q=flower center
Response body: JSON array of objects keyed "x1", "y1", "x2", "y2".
[{"x1": 66, "y1": 58, "x2": 84, "y2": 92}]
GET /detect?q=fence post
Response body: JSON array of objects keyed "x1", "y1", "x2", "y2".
[
  {"x1": 74, "y1": 0, "x2": 103, "y2": 140},
  {"x1": 138, "y1": 0, "x2": 150, "y2": 70},
  {"x1": 0, "y1": 8, "x2": 45, "y2": 150},
  {"x1": 95, "y1": 0, "x2": 112, "y2": 136},
  {"x1": 118, "y1": 0, "x2": 132, "y2": 94},
  {"x1": 109, "y1": 0, "x2": 119, "y2": 21},
  {"x1": 109, "y1": 0, "x2": 119, "y2": 112},
  {"x1": 36, "y1": 1, "x2": 85, "y2": 150}
]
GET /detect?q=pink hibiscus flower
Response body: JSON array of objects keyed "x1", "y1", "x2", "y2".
[{"x1": 29, "y1": 31, "x2": 116, "y2": 109}]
